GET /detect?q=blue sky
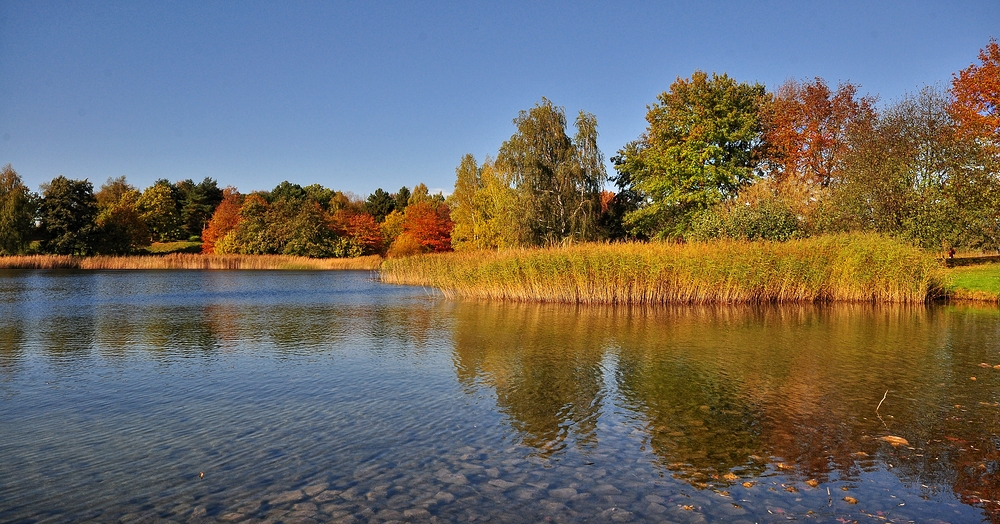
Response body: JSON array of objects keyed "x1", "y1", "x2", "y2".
[{"x1": 1, "y1": 1, "x2": 997, "y2": 197}]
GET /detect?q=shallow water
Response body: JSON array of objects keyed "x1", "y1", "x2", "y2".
[{"x1": 1, "y1": 270, "x2": 999, "y2": 523}]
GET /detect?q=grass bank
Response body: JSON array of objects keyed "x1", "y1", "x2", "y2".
[
  {"x1": 0, "y1": 254, "x2": 383, "y2": 271},
  {"x1": 381, "y1": 233, "x2": 944, "y2": 304},
  {"x1": 946, "y1": 263, "x2": 1000, "y2": 302}
]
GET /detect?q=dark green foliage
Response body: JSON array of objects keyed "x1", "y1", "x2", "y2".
[
  {"x1": 364, "y1": 188, "x2": 395, "y2": 222},
  {"x1": 303, "y1": 184, "x2": 338, "y2": 211},
  {"x1": 822, "y1": 86, "x2": 1000, "y2": 251},
  {"x1": 394, "y1": 186, "x2": 411, "y2": 213},
  {"x1": 39, "y1": 176, "x2": 99, "y2": 255},
  {"x1": 615, "y1": 72, "x2": 767, "y2": 239},
  {"x1": 496, "y1": 98, "x2": 606, "y2": 244},
  {"x1": 268, "y1": 181, "x2": 307, "y2": 203},
  {"x1": 0, "y1": 164, "x2": 38, "y2": 255},
  {"x1": 176, "y1": 178, "x2": 223, "y2": 240},
  {"x1": 690, "y1": 200, "x2": 801, "y2": 242}
]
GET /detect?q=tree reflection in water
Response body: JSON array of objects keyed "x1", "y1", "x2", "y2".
[{"x1": 450, "y1": 301, "x2": 1000, "y2": 521}]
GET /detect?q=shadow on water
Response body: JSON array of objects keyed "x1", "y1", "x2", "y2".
[{"x1": 450, "y1": 300, "x2": 1000, "y2": 521}]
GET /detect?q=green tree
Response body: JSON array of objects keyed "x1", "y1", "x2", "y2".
[
  {"x1": 408, "y1": 183, "x2": 432, "y2": 206},
  {"x1": 364, "y1": 188, "x2": 395, "y2": 222},
  {"x1": 394, "y1": 186, "x2": 411, "y2": 212},
  {"x1": 138, "y1": 182, "x2": 182, "y2": 241},
  {"x1": 826, "y1": 86, "x2": 1000, "y2": 251},
  {"x1": 614, "y1": 72, "x2": 767, "y2": 239},
  {"x1": 175, "y1": 177, "x2": 223, "y2": 240},
  {"x1": 94, "y1": 176, "x2": 149, "y2": 254},
  {"x1": 497, "y1": 98, "x2": 606, "y2": 244},
  {"x1": 38, "y1": 176, "x2": 99, "y2": 255},
  {"x1": 303, "y1": 183, "x2": 338, "y2": 211},
  {"x1": 448, "y1": 154, "x2": 481, "y2": 249},
  {"x1": 0, "y1": 164, "x2": 37, "y2": 255},
  {"x1": 472, "y1": 160, "x2": 524, "y2": 248},
  {"x1": 267, "y1": 181, "x2": 307, "y2": 203}
]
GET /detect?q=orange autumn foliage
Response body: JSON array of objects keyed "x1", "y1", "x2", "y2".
[
  {"x1": 331, "y1": 210, "x2": 384, "y2": 255},
  {"x1": 951, "y1": 37, "x2": 1000, "y2": 148},
  {"x1": 201, "y1": 187, "x2": 242, "y2": 254},
  {"x1": 763, "y1": 78, "x2": 875, "y2": 187},
  {"x1": 401, "y1": 201, "x2": 453, "y2": 253}
]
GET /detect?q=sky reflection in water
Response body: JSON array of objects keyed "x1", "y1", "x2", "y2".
[{"x1": 0, "y1": 270, "x2": 998, "y2": 523}]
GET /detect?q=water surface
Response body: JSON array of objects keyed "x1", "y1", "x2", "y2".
[{"x1": 1, "y1": 270, "x2": 999, "y2": 523}]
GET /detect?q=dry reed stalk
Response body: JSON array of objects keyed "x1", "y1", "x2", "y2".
[
  {"x1": 381, "y1": 233, "x2": 945, "y2": 305},
  {"x1": 0, "y1": 254, "x2": 383, "y2": 271}
]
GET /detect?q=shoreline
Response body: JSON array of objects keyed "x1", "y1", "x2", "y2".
[
  {"x1": 0, "y1": 254, "x2": 383, "y2": 271},
  {"x1": 3, "y1": 246, "x2": 997, "y2": 305}
]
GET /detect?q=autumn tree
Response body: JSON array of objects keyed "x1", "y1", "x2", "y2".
[
  {"x1": 175, "y1": 177, "x2": 223, "y2": 240},
  {"x1": 331, "y1": 209, "x2": 384, "y2": 255},
  {"x1": 388, "y1": 200, "x2": 453, "y2": 256},
  {"x1": 951, "y1": 37, "x2": 1000, "y2": 151},
  {"x1": 762, "y1": 78, "x2": 876, "y2": 188},
  {"x1": 0, "y1": 164, "x2": 37, "y2": 255},
  {"x1": 214, "y1": 193, "x2": 271, "y2": 254},
  {"x1": 614, "y1": 72, "x2": 767, "y2": 239},
  {"x1": 497, "y1": 98, "x2": 606, "y2": 244},
  {"x1": 201, "y1": 187, "x2": 242, "y2": 254},
  {"x1": 38, "y1": 176, "x2": 99, "y2": 255}
]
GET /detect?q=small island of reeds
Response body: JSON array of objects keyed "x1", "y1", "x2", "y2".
[{"x1": 381, "y1": 233, "x2": 945, "y2": 304}]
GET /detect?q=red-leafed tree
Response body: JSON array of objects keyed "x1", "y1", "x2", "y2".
[
  {"x1": 201, "y1": 187, "x2": 242, "y2": 254},
  {"x1": 331, "y1": 209, "x2": 384, "y2": 255},
  {"x1": 951, "y1": 38, "x2": 1000, "y2": 150},
  {"x1": 401, "y1": 201, "x2": 453, "y2": 253},
  {"x1": 763, "y1": 78, "x2": 876, "y2": 187}
]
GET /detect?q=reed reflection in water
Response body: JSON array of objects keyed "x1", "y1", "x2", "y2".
[
  {"x1": 0, "y1": 270, "x2": 998, "y2": 523},
  {"x1": 450, "y1": 301, "x2": 1000, "y2": 521}
]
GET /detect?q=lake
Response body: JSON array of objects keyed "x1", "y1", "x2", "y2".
[{"x1": 1, "y1": 270, "x2": 998, "y2": 523}]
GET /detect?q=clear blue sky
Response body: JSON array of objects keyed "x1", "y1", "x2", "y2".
[{"x1": 2, "y1": 1, "x2": 997, "y2": 197}]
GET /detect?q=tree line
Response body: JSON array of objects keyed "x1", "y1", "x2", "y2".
[
  {"x1": 2, "y1": 38, "x2": 997, "y2": 257},
  {"x1": 449, "y1": 38, "x2": 1000, "y2": 253},
  {"x1": 0, "y1": 169, "x2": 452, "y2": 257}
]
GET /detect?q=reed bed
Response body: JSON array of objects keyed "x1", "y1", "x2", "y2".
[
  {"x1": 381, "y1": 233, "x2": 945, "y2": 304},
  {"x1": 0, "y1": 254, "x2": 383, "y2": 271}
]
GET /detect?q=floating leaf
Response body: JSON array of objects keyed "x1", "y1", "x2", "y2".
[
  {"x1": 785, "y1": 486, "x2": 799, "y2": 493},
  {"x1": 844, "y1": 496, "x2": 858, "y2": 504},
  {"x1": 880, "y1": 436, "x2": 910, "y2": 446},
  {"x1": 980, "y1": 362, "x2": 991, "y2": 368},
  {"x1": 806, "y1": 479, "x2": 820, "y2": 488},
  {"x1": 722, "y1": 472, "x2": 739, "y2": 482},
  {"x1": 742, "y1": 481, "x2": 755, "y2": 488},
  {"x1": 682, "y1": 505, "x2": 695, "y2": 511}
]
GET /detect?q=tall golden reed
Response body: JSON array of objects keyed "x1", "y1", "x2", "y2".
[
  {"x1": 0, "y1": 254, "x2": 383, "y2": 271},
  {"x1": 381, "y1": 233, "x2": 944, "y2": 304}
]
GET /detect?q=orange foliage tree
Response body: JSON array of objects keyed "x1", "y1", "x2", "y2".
[
  {"x1": 400, "y1": 201, "x2": 453, "y2": 253},
  {"x1": 201, "y1": 187, "x2": 242, "y2": 254},
  {"x1": 330, "y1": 209, "x2": 384, "y2": 255},
  {"x1": 951, "y1": 37, "x2": 1000, "y2": 149},
  {"x1": 763, "y1": 78, "x2": 875, "y2": 187}
]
